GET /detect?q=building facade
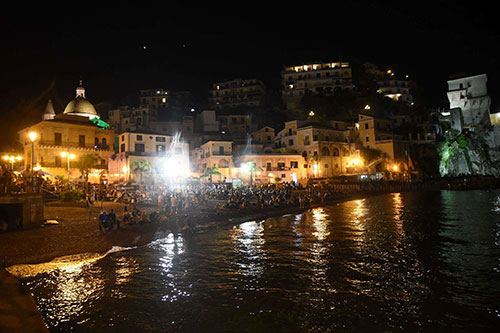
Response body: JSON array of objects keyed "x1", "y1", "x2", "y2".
[
  {"x1": 281, "y1": 61, "x2": 353, "y2": 110},
  {"x1": 209, "y1": 78, "x2": 266, "y2": 109},
  {"x1": 109, "y1": 131, "x2": 190, "y2": 183},
  {"x1": 18, "y1": 83, "x2": 114, "y2": 182}
]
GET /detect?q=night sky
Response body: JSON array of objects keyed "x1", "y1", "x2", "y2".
[{"x1": 1, "y1": 1, "x2": 498, "y2": 149}]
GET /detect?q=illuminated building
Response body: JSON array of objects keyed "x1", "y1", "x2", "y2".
[
  {"x1": 377, "y1": 79, "x2": 413, "y2": 104},
  {"x1": 109, "y1": 130, "x2": 190, "y2": 183},
  {"x1": 217, "y1": 113, "x2": 257, "y2": 140},
  {"x1": 191, "y1": 140, "x2": 307, "y2": 184},
  {"x1": 250, "y1": 127, "x2": 275, "y2": 145},
  {"x1": 209, "y1": 78, "x2": 266, "y2": 109},
  {"x1": 364, "y1": 62, "x2": 413, "y2": 104},
  {"x1": 18, "y1": 82, "x2": 114, "y2": 182},
  {"x1": 107, "y1": 106, "x2": 154, "y2": 133},
  {"x1": 281, "y1": 61, "x2": 353, "y2": 110},
  {"x1": 274, "y1": 119, "x2": 360, "y2": 177},
  {"x1": 191, "y1": 141, "x2": 233, "y2": 181},
  {"x1": 139, "y1": 89, "x2": 194, "y2": 114}
]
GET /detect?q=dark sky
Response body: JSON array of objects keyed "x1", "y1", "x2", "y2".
[{"x1": 1, "y1": 1, "x2": 499, "y2": 148}]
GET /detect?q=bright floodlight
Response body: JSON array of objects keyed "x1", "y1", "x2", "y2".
[
  {"x1": 162, "y1": 157, "x2": 190, "y2": 179},
  {"x1": 60, "y1": 152, "x2": 68, "y2": 158},
  {"x1": 241, "y1": 163, "x2": 251, "y2": 174}
]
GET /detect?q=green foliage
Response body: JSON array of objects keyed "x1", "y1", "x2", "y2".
[
  {"x1": 78, "y1": 153, "x2": 100, "y2": 177},
  {"x1": 130, "y1": 160, "x2": 152, "y2": 184},
  {"x1": 59, "y1": 189, "x2": 84, "y2": 202},
  {"x1": 200, "y1": 165, "x2": 222, "y2": 183},
  {"x1": 360, "y1": 147, "x2": 382, "y2": 163},
  {"x1": 437, "y1": 127, "x2": 498, "y2": 176}
]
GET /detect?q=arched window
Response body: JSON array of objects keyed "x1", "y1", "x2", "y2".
[
  {"x1": 333, "y1": 148, "x2": 340, "y2": 156},
  {"x1": 102, "y1": 138, "x2": 107, "y2": 147},
  {"x1": 218, "y1": 159, "x2": 229, "y2": 168},
  {"x1": 321, "y1": 147, "x2": 330, "y2": 156}
]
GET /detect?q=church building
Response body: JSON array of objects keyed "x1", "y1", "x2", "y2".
[{"x1": 18, "y1": 81, "x2": 115, "y2": 183}]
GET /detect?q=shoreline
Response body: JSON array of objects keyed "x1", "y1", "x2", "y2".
[
  {"x1": 1, "y1": 191, "x2": 383, "y2": 270},
  {"x1": 2, "y1": 183, "x2": 500, "y2": 269}
]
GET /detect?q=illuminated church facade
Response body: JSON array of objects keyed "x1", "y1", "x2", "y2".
[{"x1": 18, "y1": 81, "x2": 115, "y2": 182}]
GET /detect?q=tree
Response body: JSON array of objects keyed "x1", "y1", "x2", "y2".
[
  {"x1": 243, "y1": 162, "x2": 262, "y2": 186},
  {"x1": 130, "y1": 160, "x2": 152, "y2": 184},
  {"x1": 200, "y1": 165, "x2": 222, "y2": 183},
  {"x1": 77, "y1": 153, "x2": 100, "y2": 190}
]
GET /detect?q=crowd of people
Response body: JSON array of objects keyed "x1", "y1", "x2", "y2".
[{"x1": 94, "y1": 181, "x2": 348, "y2": 234}]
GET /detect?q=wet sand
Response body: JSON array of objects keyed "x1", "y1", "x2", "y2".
[{"x1": 0, "y1": 194, "x2": 369, "y2": 268}]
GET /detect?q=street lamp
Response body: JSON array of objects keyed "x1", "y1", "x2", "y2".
[
  {"x1": 2, "y1": 155, "x2": 23, "y2": 170},
  {"x1": 61, "y1": 152, "x2": 76, "y2": 187},
  {"x1": 28, "y1": 131, "x2": 37, "y2": 190}
]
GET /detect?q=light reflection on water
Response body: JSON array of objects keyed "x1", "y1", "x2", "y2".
[{"x1": 16, "y1": 190, "x2": 500, "y2": 331}]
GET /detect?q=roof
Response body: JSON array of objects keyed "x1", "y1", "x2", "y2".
[{"x1": 63, "y1": 97, "x2": 98, "y2": 117}]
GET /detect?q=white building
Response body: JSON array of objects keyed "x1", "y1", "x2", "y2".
[{"x1": 109, "y1": 131, "x2": 190, "y2": 183}]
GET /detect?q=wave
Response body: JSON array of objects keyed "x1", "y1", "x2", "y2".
[{"x1": 6, "y1": 245, "x2": 138, "y2": 279}]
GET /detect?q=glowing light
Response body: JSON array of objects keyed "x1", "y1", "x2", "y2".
[
  {"x1": 364, "y1": 105, "x2": 371, "y2": 110},
  {"x1": 309, "y1": 110, "x2": 315, "y2": 117},
  {"x1": 28, "y1": 131, "x2": 37, "y2": 142},
  {"x1": 392, "y1": 164, "x2": 399, "y2": 172},
  {"x1": 351, "y1": 158, "x2": 360, "y2": 166},
  {"x1": 241, "y1": 162, "x2": 251, "y2": 174}
]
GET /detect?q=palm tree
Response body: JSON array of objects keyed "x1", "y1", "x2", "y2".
[
  {"x1": 244, "y1": 162, "x2": 262, "y2": 186},
  {"x1": 200, "y1": 165, "x2": 222, "y2": 183},
  {"x1": 77, "y1": 153, "x2": 100, "y2": 191},
  {"x1": 130, "y1": 160, "x2": 152, "y2": 184}
]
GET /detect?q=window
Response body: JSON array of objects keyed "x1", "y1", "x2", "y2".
[
  {"x1": 219, "y1": 146, "x2": 224, "y2": 155},
  {"x1": 136, "y1": 135, "x2": 143, "y2": 141},
  {"x1": 290, "y1": 161, "x2": 298, "y2": 168},
  {"x1": 281, "y1": 174, "x2": 286, "y2": 178},
  {"x1": 120, "y1": 143, "x2": 125, "y2": 153},
  {"x1": 156, "y1": 137, "x2": 166, "y2": 142},
  {"x1": 266, "y1": 162, "x2": 272, "y2": 171},
  {"x1": 55, "y1": 156, "x2": 61, "y2": 167},
  {"x1": 135, "y1": 143, "x2": 145, "y2": 153},
  {"x1": 121, "y1": 135, "x2": 125, "y2": 142},
  {"x1": 156, "y1": 145, "x2": 165, "y2": 155},
  {"x1": 289, "y1": 139, "x2": 294, "y2": 146},
  {"x1": 79, "y1": 135, "x2": 85, "y2": 147},
  {"x1": 325, "y1": 164, "x2": 329, "y2": 169},
  {"x1": 365, "y1": 123, "x2": 369, "y2": 130},
  {"x1": 365, "y1": 136, "x2": 370, "y2": 142},
  {"x1": 54, "y1": 133, "x2": 62, "y2": 145},
  {"x1": 278, "y1": 162, "x2": 285, "y2": 170},
  {"x1": 102, "y1": 138, "x2": 107, "y2": 147},
  {"x1": 288, "y1": 128, "x2": 292, "y2": 135}
]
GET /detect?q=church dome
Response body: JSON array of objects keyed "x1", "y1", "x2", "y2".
[
  {"x1": 62, "y1": 80, "x2": 99, "y2": 118},
  {"x1": 63, "y1": 97, "x2": 98, "y2": 117}
]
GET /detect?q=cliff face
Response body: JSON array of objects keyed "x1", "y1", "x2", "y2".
[{"x1": 437, "y1": 125, "x2": 500, "y2": 177}]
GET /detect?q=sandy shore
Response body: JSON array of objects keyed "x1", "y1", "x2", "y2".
[{"x1": 0, "y1": 192, "x2": 374, "y2": 268}]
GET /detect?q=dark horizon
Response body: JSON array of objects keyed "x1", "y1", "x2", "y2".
[{"x1": 1, "y1": 1, "x2": 499, "y2": 149}]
